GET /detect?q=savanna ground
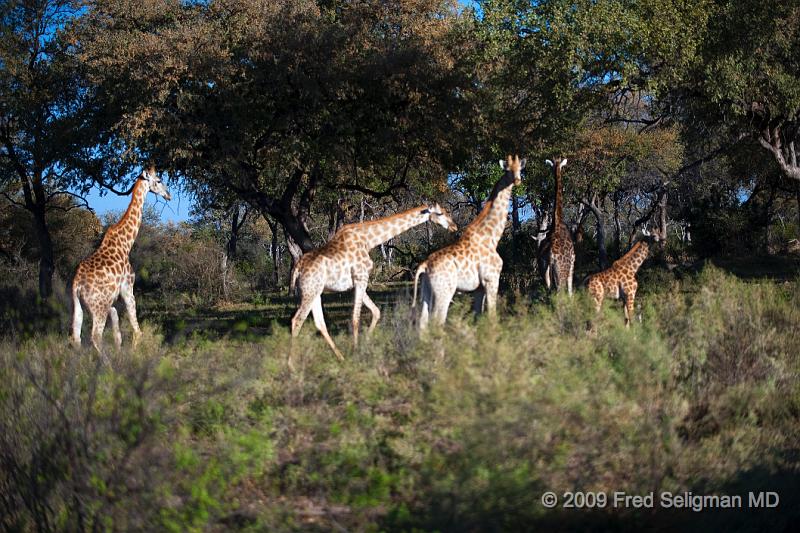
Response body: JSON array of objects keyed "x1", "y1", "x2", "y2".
[{"x1": 2, "y1": 258, "x2": 800, "y2": 532}]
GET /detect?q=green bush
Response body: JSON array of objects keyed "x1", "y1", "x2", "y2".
[{"x1": 1, "y1": 266, "x2": 799, "y2": 531}]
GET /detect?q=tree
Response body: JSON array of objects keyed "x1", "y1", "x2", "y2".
[
  {"x1": 0, "y1": 0, "x2": 91, "y2": 298},
  {"x1": 79, "y1": 0, "x2": 482, "y2": 265},
  {"x1": 691, "y1": 0, "x2": 800, "y2": 182},
  {"x1": 0, "y1": 0, "x2": 143, "y2": 299}
]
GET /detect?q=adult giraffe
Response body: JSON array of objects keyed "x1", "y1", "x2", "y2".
[
  {"x1": 290, "y1": 203, "x2": 457, "y2": 359},
  {"x1": 413, "y1": 154, "x2": 526, "y2": 329},
  {"x1": 71, "y1": 166, "x2": 171, "y2": 354},
  {"x1": 539, "y1": 157, "x2": 575, "y2": 295}
]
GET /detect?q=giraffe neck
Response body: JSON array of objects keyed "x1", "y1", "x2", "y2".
[
  {"x1": 618, "y1": 241, "x2": 649, "y2": 272},
  {"x1": 554, "y1": 164, "x2": 564, "y2": 226},
  {"x1": 359, "y1": 206, "x2": 431, "y2": 249},
  {"x1": 102, "y1": 178, "x2": 149, "y2": 256},
  {"x1": 464, "y1": 172, "x2": 515, "y2": 248}
]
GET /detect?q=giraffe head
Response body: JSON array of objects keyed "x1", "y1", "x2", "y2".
[
  {"x1": 142, "y1": 166, "x2": 172, "y2": 201},
  {"x1": 425, "y1": 203, "x2": 457, "y2": 232},
  {"x1": 641, "y1": 226, "x2": 664, "y2": 243},
  {"x1": 498, "y1": 154, "x2": 526, "y2": 186},
  {"x1": 545, "y1": 157, "x2": 567, "y2": 175}
]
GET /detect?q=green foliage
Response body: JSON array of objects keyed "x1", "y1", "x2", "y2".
[{"x1": 2, "y1": 267, "x2": 799, "y2": 530}]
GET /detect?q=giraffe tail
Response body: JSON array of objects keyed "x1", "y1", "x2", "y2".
[{"x1": 412, "y1": 262, "x2": 427, "y2": 309}]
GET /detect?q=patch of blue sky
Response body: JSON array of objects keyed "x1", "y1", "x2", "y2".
[{"x1": 82, "y1": 178, "x2": 190, "y2": 223}]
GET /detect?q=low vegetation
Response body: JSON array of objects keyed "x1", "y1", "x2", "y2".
[{"x1": 2, "y1": 266, "x2": 799, "y2": 531}]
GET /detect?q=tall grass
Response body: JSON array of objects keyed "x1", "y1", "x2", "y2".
[{"x1": 1, "y1": 266, "x2": 799, "y2": 531}]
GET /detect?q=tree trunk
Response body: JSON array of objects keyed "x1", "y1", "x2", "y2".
[
  {"x1": 584, "y1": 194, "x2": 608, "y2": 269},
  {"x1": 425, "y1": 220, "x2": 432, "y2": 252},
  {"x1": 23, "y1": 174, "x2": 55, "y2": 300},
  {"x1": 796, "y1": 184, "x2": 800, "y2": 231},
  {"x1": 221, "y1": 252, "x2": 229, "y2": 300},
  {"x1": 226, "y1": 208, "x2": 241, "y2": 259},
  {"x1": 572, "y1": 203, "x2": 588, "y2": 243},
  {"x1": 510, "y1": 194, "x2": 520, "y2": 268},
  {"x1": 327, "y1": 197, "x2": 346, "y2": 240},
  {"x1": 265, "y1": 217, "x2": 281, "y2": 288},
  {"x1": 33, "y1": 205, "x2": 55, "y2": 300},
  {"x1": 533, "y1": 209, "x2": 549, "y2": 246},
  {"x1": 613, "y1": 191, "x2": 622, "y2": 256}
]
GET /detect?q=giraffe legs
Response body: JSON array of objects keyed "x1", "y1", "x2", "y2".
[
  {"x1": 108, "y1": 307, "x2": 122, "y2": 348},
  {"x1": 352, "y1": 283, "x2": 365, "y2": 347},
  {"x1": 623, "y1": 282, "x2": 637, "y2": 328},
  {"x1": 483, "y1": 276, "x2": 500, "y2": 318},
  {"x1": 566, "y1": 258, "x2": 574, "y2": 296},
  {"x1": 543, "y1": 262, "x2": 552, "y2": 290},
  {"x1": 71, "y1": 289, "x2": 83, "y2": 347},
  {"x1": 291, "y1": 290, "x2": 343, "y2": 361},
  {"x1": 480, "y1": 257, "x2": 502, "y2": 318},
  {"x1": 289, "y1": 292, "x2": 314, "y2": 369},
  {"x1": 312, "y1": 296, "x2": 344, "y2": 360},
  {"x1": 291, "y1": 290, "x2": 315, "y2": 338},
  {"x1": 90, "y1": 307, "x2": 111, "y2": 364},
  {"x1": 419, "y1": 276, "x2": 432, "y2": 332},
  {"x1": 432, "y1": 284, "x2": 456, "y2": 326},
  {"x1": 362, "y1": 292, "x2": 381, "y2": 335},
  {"x1": 120, "y1": 274, "x2": 142, "y2": 346},
  {"x1": 550, "y1": 257, "x2": 560, "y2": 291},
  {"x1": 472, "y1": 287, "x2": 485, "y2": 314}
]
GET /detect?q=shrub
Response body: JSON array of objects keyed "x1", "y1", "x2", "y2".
[{"x1": 1, "y1": 266, "x2": 799, "y2": 530}]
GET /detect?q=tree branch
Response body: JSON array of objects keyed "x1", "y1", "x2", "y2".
[
  {"x1": 339, "y1": 182, "x2": 407, "y2": 200},
  {"x1": 45, "y1": 190, "x2": 94, "y2": 212},
  {"x1": 758, "y1": 127, "x2": 800, "y2": 181}
]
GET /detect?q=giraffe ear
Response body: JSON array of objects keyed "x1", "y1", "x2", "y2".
[
  {"x1": 545, "y1": 159, "x2": 554, "y2": 167},
  {"x1": 499, "y1": 159, "x2": 507, "y2": 170},
  {"x1": 519, "y1": 158, "x2": 527, "y2": 169},
  {"x1": 559, "y1": 159, "x2": 568, "y2": 169}
]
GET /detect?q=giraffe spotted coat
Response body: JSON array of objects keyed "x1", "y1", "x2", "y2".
[
  {"x1": 71, "y1": 167, "x2": 171, "y2": 355},
  {"x1": 290, "y1": 204, "x2": 456, "y2": 360},
  {"x1": 540, "y1": 157, "x2": 575, "y2": 295},
  {"x1": 587, "y1": 230, "x2": 662, "y2": 327},
  {"x1": 413, "y1": 155, "x2": 526, "y2": 329}
]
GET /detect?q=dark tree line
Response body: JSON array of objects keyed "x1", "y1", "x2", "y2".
[{"x1": 2, "y1": 0, "x2": 800, "y2": 300}]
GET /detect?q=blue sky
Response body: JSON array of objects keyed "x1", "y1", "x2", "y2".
[{"x1": 84, "y1": 179, "x2": 191, "y2": 223}]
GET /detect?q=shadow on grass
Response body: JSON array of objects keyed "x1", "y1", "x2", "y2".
[
  {"x1": 145, "y1": 283, "x2": 414, "y2": 344},
  {"x1": 708, "y1": 255, "x2": 800, "y2": 282},
  {"x1": 380, "y1": 458, "x2": 800, "y2": 532}
]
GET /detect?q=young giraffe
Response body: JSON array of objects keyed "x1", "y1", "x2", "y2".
[
  {"x1": 587, "y1": 228, "x2": 663, "y2": 327},
  {"x1": 413, "y1": 155, "x2": 526, "y2": 330},
  {"x1": 71, "y1": 166, "x2": 171, "y2": 354},
  {"x1": 291, "y1": 204, "x2": 457, "y2": 359},
  {"x1": 539, "y1": 157, "x2": 575, "y2": 295}
]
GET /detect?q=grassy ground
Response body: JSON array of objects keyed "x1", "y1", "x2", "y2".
[{"x1": 2, "y1": 263, "x2": 800, "y2": 531}]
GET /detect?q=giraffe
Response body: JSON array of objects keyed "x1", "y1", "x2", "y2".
[
  {"x1": 71, "y1": 166, "x2": 171, "y2": 354},
  {"x1": 413, "y1": 154, "x2": 526, "y2": 330},
  {"x1": 539, "y1": 157, "x2": 575, "y2": 295},
  {"x1": 290, "y1": 203, "x2": 457, "y2": 359},
  {"x1": 586, "y1": 227, "x2": 663, "y2": 327}
]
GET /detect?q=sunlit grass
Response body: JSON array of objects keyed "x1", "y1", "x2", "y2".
[{"x1": 2, "y1": 267, "x2": 799, "y2": 530}]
